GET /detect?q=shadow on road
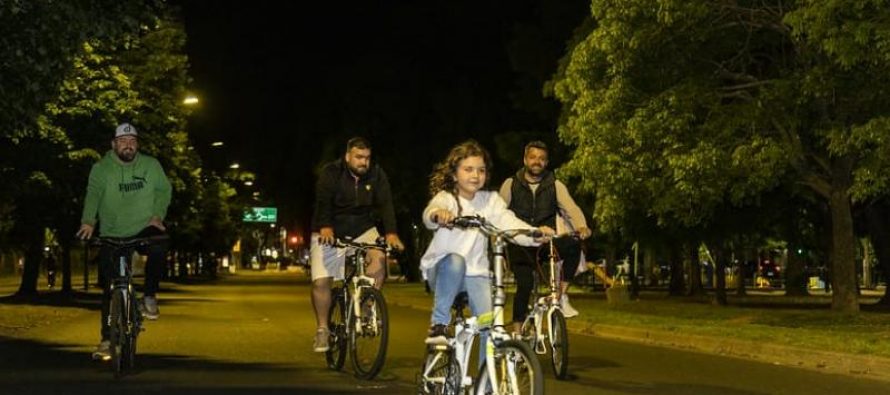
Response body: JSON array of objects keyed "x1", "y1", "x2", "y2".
[
  {"x1": 0, "y1": 336, "x2": 391, "y2": 395},
  {"x1": 563, "y1": 376, "x2": 770, "y2": 395},
  {"x1": 0, "y1": 291, "x2": 102, "y2": 311}
]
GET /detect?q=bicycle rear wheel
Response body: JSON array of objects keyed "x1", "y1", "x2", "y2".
[
  {"x1": 109, "y1": 290, "x2": 127, "y2": 378},
  {"x1": 419, "y1": 347, "x2": 462, "y2": 395},
  {"x1": 126, "y1": 297, "x2": 140, "y2": 370},
  {"x1": 350, "y1": 287, "x2": 389, "y2": 379},
  {"x1": 474, "y1": 339, "x2": 543, "y2": 395},
  {"x1": 549, "y1": 309, "x2": 569, "y2": 379},
  {"x1": 326, "y1": 287, "x2": 348, "y2": 371}
]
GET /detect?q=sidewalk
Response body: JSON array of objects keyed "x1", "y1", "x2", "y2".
[{"x1": 381, "y1": 282, "x2": 890, "y2": 383}]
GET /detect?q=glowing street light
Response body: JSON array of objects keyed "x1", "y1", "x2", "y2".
[
  {"x1": 244, "y1": 180, "x2": 253, "y2": 186},
  {"x1": 211, "y1": 141, "x2": 224, "y2": 147},
  {"x1": 183, "y1": 95, "x2": 199, "y2": 105},
  {"x1": 230, "y1": 163, "x2": 240, "y2": 169}
]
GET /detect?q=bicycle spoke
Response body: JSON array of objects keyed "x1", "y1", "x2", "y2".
[
  {"x1": 325, "y1": 288, "x2": 348, "y2": 371},
  {"x1": 351, "y1": 287, "x2": 388, "y2": 379},
  {"x1": 474, "y1": 340, "x2": 542, "y2": 395}
]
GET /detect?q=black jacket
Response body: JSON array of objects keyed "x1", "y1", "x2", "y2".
[
  {"x1": 509, "y1": 168, "x2": 558, "y2": 228},
  {"x1": 311, "y1": 160, "x2": 398, "y2": 239}
]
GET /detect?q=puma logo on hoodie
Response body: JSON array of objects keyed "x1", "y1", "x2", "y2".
[{"x1": 119, "y1": 175, "x2": 146, "y2": 193}]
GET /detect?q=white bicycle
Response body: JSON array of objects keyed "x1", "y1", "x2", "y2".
[{"x1": 418, "y1": 215, "x2": 544, "y2": 395}]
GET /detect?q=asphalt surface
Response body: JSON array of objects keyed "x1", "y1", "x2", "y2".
[{"x1": 0, "y1": 272, "x2": 887, "y2": 394}]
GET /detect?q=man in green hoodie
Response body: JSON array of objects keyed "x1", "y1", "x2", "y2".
[{"x1": 76, "y1": 122, "x2": 172, "y2": 360}]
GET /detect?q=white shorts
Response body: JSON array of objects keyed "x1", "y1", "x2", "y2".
[{"x1": 310, "y1": 227, "x2": 380, "y2": 281}]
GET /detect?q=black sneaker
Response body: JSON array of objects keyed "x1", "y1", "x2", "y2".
[{"x1": 424, "y1": 324, "x2": 448, "y2": 345}]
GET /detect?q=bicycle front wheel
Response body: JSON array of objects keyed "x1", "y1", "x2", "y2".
[
  {"x1": 326, "y1": 287, "x2": 347, "y2": 371},
  {"x1": 419, "y1": 347, "x2": 463, "y2": 395},
  {"x1": 109, "y1": 290, "x2": 127, "y2": 378},
  {"x1": 549, "y1": 309, "x2": 569, "y2": 379},
  {"x1": 350, "y1": 287, "x2": 389, "y2": 379},
  {"x1": 474, "y1": 339, "x2": 543, "y2": 395}
]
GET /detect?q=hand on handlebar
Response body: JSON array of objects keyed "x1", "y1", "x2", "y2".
[
  {"x1": 431, "y1": 209, "x2": 455, "y2": 227},
  {"x1": 385, "y1": 233, "x2": 405, "y2": 252},
  {"x1": 576, "y1": 226, "x2": 592, "y2": 240},
  {"x1": 535, "y1": 225, "x2": 556, "y2": 242},
  {"x1": 319, "y1": 227, "x2": 335, "y2": 246}
]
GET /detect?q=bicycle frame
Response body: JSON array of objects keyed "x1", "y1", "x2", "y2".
[
  {"x1": 335, "y1": 240, "x2": 385, "y2": 335},
  {"x1": 523, "y1": 235, "x2": 570, "y2": 354},
  {"x1": 456, "y1": 216, "x2": 542, "y2": 393},
  {"x1": 94, "y1": 234, "x2": 167, "y2": 375},
  {"x1": 422, "y1": 313, "x2": 483, "y2": 389}
]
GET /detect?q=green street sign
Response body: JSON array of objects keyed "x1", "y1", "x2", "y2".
[{"x1": 243, "y1": 207, "x2": 278, "y2": 223}]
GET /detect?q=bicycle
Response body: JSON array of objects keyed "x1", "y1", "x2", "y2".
[
  {"x1": 517, "y1": 231, "x2": 580, "y2": 380},
  {"x1": 93, "y1": 234, "x2": 168, "y2": 378},
  {"x1": 325, "y1": 238, "x2": 393, "y2": 379},
  {"x1": 418, "y1": 215, "x2": 544, "y2": 395}
]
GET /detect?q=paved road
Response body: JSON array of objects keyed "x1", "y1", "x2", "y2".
[{"x1": 0, "y1": 272, "x2": 886, "y2": 394}]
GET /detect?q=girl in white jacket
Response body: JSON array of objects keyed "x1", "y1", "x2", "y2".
[{"x1": 420, "y1": 140, "x2": 553, "y2": 344}]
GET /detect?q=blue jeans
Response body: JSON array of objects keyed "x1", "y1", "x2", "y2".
[
  {"x1": 428, "y1": 254, "x2": 492, "y2": 325},
  {"x1": 428, "y1": 254, "x2": 492, "y2": 364}
]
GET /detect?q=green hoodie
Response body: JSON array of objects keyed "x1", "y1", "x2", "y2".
[{"x1": 80, "y1": 150, "x2": 172, "y2": 238}]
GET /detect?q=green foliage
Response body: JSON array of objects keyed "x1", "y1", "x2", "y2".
[
  {"x1": 0, "y1": 2, "x2": 243, "y2": 267},
  {"x1": 550, "y1": 0, "x2": 890, "y2": 235}
]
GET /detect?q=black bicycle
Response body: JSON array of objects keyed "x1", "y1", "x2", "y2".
[
  {"x1": 326, "y1": 238, "x2": 393, "y2": 379},
  {"x1": 94, "y1": 234, "x2": 168, "y2": 378}
]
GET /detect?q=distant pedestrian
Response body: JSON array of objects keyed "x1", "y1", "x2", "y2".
[{"x1": 45, "y1": 251, "x2": 57, "y2": 289}]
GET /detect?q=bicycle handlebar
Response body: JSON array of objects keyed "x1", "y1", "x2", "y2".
[
  {"x1": 333, "y1": 238, "x2": 394, "y2": 254},
  {"x1": 89, "y1": 234, "x2": 170, "y2": 248},
  {"x1": 450, "y1": 215, "x2": 544, "y2": 239}
]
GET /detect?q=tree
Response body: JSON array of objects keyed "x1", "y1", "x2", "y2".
[{"x1": 549, "y1": 0, "x2": 890, "y2": 312}]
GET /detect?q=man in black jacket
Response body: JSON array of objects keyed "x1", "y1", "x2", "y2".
[
  {"x1": 310, "y1": 137, "x2": 404, "y2": 352},
  {"x1": 499, "y1": 141, "x2": 591, "y2": 330}
]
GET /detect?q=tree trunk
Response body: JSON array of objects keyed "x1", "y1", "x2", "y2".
[
  {"x1": 668, "y1": 246, "x2": 685, "y2": 296},
  {"x1": 829, "y1": 188, "x2": 859, "y2": 312},
  {"x1": 644, "y1": 245, "x2": 657, "y2": 287},
  {"x1": 61, "y1": 240, "x2": 73, "y2": 294},
  {"x1": 864, "y1": 202, "x2": 890, "y2": 306},
  {"x1": 687, "y1": 244, "x2": 704, "y2": 296},
  {"x1": 16, "y1": 228, "x2": 44, "y2": 296},
  {"x1": 712, "y1": 245, "x2": 728, "y2": 305},
  {"x1": 784, "y1": 246, "x2": 809, "y2": 296},
  {"x1": 629, "y1": 243, "x2": 640, "y2": 298},
  {"x1": 736, "y1": 248, "x2": 748, "y2": 296}
]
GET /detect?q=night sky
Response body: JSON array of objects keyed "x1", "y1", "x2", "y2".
[{"x1": 179, "y1": 1, "x2": 588, "y2": 235}]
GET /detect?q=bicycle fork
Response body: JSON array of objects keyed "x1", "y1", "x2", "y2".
[{"x1": 351, "y1": 279, "x2": 376, "y2": 335}]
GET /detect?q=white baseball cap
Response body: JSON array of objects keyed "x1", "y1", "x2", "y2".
[{"x1": 114, "y1": 123, "x2": 138, "y2": 138}]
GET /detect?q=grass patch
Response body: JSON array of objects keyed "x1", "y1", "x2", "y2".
[{"x1": 570, "y1": 291, "x2": 890, "y2": 357}]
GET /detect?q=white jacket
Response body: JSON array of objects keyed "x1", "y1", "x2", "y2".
[{"x1": 420, "y1": 190, "x2": 538, "y2": 279}]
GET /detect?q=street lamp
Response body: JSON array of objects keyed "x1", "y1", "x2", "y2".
[
  {"x1": 211, "y1": 141, "x2": 224, "y2": 147},
  {"x1": 230, "y1": 163, "x2": 240, "y2": 169},
  {"x1": 183, "y1": 94, "x2": 199, "y2": 105}
]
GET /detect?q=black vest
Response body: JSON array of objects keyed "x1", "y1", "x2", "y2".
[{"x1": 509, "y1": 169, "x2": 557, "y2": 228}]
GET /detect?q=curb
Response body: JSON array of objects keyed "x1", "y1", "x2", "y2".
[{"x1": 574, "y1": 322, "x2": 890, "y2": 383}]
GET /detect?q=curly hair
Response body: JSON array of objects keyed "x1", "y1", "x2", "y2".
[{"x1": 428, "y1": 140, "x2": 493, "y2": 211}]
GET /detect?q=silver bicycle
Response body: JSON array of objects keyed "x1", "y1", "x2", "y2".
[
  {"x1": 418, "y1": 215, "x2": 544, "y2": 395},
  {"x1": 518, "y1": 232, "x2": 580, "y2": 380}
]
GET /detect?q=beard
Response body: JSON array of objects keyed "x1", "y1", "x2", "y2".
[
  {"x1": 525, "y1": 165, "x2": 544, "y2": 177},
  {"x1": 116, "y1": 148, "x2": 136, "y2": 162},
  {"x1": 348, "y1": 163, "x2": 368, "y2": 175}
]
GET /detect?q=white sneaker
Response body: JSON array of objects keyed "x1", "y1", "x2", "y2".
[
  {"x1": 92, "y1": 340, "x2": 111, "y2": 361},
  {"x1": 561, "y1": 294, "x2": 579, "y2": 318},
  {"x1": 141, "y1": 296, "x2": 159, "y2": 320},
  {"x1": 313, "y1": 328, "x2": 330, "y2": 352}
]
